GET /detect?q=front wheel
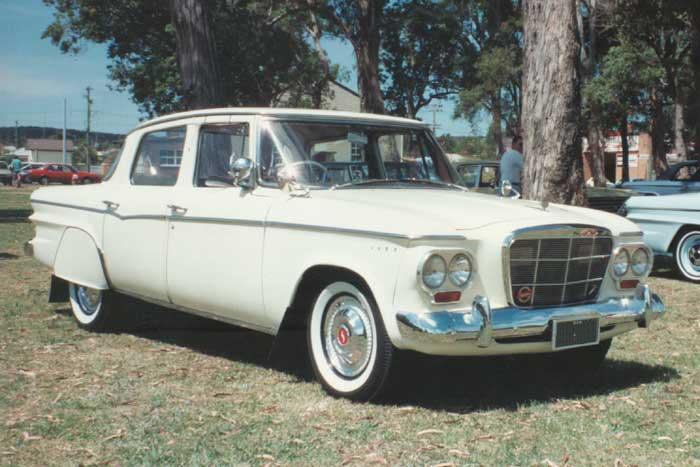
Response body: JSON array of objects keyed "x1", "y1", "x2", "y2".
[
  {"x1": 307, "y1": 281, "x2": 393, "y2": 401},
  {"x1": 68, "y1": 283, "x2": 118, "y2": 331},
  {"x1": 674, "y1": 230, "x2": 700, "y2": 283}
]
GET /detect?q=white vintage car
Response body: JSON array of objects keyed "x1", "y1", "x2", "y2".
[
  {"x1": 26, "y1": 108, "x2": 665, "y2": 401},
  {"x1": 622, "y1": 192, "x2": 700, "y2": 283}
]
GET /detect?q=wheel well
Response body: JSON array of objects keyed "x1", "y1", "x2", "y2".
[
  {"x1": 280, "y1": 265, "x2": 374, "y2": 332},
  {"x1": 669, "y1": 224, "x2": 700, "y2": 254}
]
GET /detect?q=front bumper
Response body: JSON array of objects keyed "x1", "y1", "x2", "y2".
[{"x1": 396, "y1": 284, "x2": 664, "y2": 353}]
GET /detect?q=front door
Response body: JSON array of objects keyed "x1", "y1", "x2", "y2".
[
  {"x1": 102, "y1": 126, "x2": 187, "y2": 302},
  {"x1": 165, "y1": 117, "x2": 277, "y2": 329}
]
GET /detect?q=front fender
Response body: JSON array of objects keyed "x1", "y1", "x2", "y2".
[{"x1": 54, "y1": 228, "x2": 109, "y2": 290}]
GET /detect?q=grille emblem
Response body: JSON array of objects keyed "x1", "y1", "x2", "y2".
[
  {"x1": 517, "y1": 286, "x2": 533, "y2": 304},
  {"x1": 580, "y1": 228, "x2": 600, "y2": 237}
]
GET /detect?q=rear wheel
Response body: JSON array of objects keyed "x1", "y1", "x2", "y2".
[
  {"x1": 82, "y1": 178, "x2": 92, "y2": 184},
  {"x1": 40, "y1": 176, "x2": 49, "y2": 186},
  {"x1": 674, "y1": 230, "x2": 700, "y2": 283},
  {"x1": 68, "y1": 283, "x2": 118, "y2": 332},
  {"x1": 307, "y1": 281, "x2": 393, "y2": 401}
]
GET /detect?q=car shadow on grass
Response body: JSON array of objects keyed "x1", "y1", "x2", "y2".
[
  {"x1": 54, "y1": 303, "x2": 679, "y2": 412},
  {"x1": 0, "y1": 209, "x2": 32, "y2": 223}
]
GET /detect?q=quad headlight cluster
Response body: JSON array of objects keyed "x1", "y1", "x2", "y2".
[
  {"x1": 611, "y1": 245, "x2": 652, "y2": 278},
  {"x1": 420, "y1": 252, "x2": 473, "y2": 290}
]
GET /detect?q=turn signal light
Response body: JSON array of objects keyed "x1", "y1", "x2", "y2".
[
  {"x1": 620, "y1": 279, "x2": 639, "y2": 289},
  {"x1": 434, "y1": 291, "x2": 461, "y2": 303}
]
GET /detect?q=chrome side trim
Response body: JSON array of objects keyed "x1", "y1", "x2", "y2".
[
  {"x1": 634, "y1": 207, "x2": 700, "y2": 213},
  {"x1": 396, "y1": 284, "x2": 665, "y2": 347},
  {"x1": 112, "y1": 287, "x2": 276, "y2": 335},
  {"x1": 32, "y1": 199, "x2": 467, "y2": 242},
  {"x1": 620, "y1": 231, "x2": 644, "y2": 237}
]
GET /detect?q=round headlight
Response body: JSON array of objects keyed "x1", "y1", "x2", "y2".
[
  {"x1": 422, "y1": 254, "x2": 447, "y2": 289},
  {"x1": 448, "y1": 254, "x2": 472, "y2": 287},
  {"x1": 612, "y1": 248, "x2": 630, "y2": 277},
  {"x1": 632, "y1": 248, "x2": 651, "y2": 276}
]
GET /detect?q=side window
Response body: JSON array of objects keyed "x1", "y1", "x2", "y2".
[
  {"x1": 480, "y1": 166, "x2": 498, "y2": 188},
  {"x1": 131, "y1": 127, "x2": 186, "y2": 186},
  {"x1": 195, "y1": 123, "x2": 249, "y2": 187},
  {"x1": 459, "y1": 165, "x2": 479, "y2": 188}
]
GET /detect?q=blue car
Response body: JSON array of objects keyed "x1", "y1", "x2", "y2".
[{"x1": 621, "y1": 160, "x2": 700, "y2": 195}]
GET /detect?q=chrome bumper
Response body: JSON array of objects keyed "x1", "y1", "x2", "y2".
[{"x1": 396, "y1": 284, "x2": 665, "y2": 348}]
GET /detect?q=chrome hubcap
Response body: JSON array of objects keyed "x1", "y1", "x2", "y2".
[
  {"x1": 680, "y1": 234, "x2": 700, "y2": 276},
  {"x1": 76, "y1": 286, "x2": 102, "y2": 315},
  {"x1": 322, "y1": 295, "x2": 374, "y2": 378}
]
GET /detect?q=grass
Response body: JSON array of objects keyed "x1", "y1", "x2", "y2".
[{"x1": 1, "y1": 185, "x2": 699, "y2": 466}]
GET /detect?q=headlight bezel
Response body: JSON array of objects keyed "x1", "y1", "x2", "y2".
[
  {"x1": 448, "y1": 253, "x2": 473, "y2": 287},
  {"x1": 611, "y1": 247, "x2": 631, "y2": 278},
  {"x1": 631, "y1": 247, "x2": 651, "y2": 276},
  {"x1": 421, "y1": 254, "x2": 447, "y2": 289},
  {"x1": 417, "y1": 250, "x2": 475, "y2": 299}
]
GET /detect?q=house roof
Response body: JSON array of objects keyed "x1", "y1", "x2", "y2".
[{"x1": 26, "y1": 138, "x2": 75, "y2": 151}]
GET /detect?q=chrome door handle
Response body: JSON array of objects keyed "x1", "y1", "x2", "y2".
[
  {"x1": 167, "y1": 204, "x2": 188, "y2": 214},
  {"x1": 102, "y1": 200, "x2": 119, "y2": 210}
]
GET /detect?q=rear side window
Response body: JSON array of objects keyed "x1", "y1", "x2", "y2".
[{"x1": 131, "y1": 127, "x2": 186, "y2": 186}]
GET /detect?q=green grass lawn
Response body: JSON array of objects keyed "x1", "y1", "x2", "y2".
[{"x1": 1, "y1": 185, "x2": 699, "y2": 466}]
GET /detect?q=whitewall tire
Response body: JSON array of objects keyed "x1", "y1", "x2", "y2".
[
  {"x1": 307, "y1": 281, "x2": 393, "y2": 401},
  {"x1": 675, "y1": 231, "x2": 700, "y2": 283},
  {"x1": 68, "y1": 282, "x2": 117, "y2": 331}
]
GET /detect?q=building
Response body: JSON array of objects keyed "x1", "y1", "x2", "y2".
[
  {"x1": 8, "y1": 147, "x2": 32, "y2": 162},
  {"x1": 278, "y1": 80, "x2": 361, "y2": 113},
  {"x1": 583, "y1": 132, "x2": 653, "y2": 183},
  {"x1": 26, "y1": 139, "x2": 75, "y2": 163}
]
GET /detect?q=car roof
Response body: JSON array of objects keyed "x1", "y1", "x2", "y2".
[
  {"x1": 134, "y1": 108, "x2": 429, "y2": 132},
  {"x1": 457, "y1": 160, "x2": 498, "y2": 166}
]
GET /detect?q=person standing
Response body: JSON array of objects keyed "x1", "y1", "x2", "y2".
[
  {"x1": 499, "y1": 135, "x2": 524, "y2": 195},
  {"x1": 10, "y1": 155, "x2": 22, "y2": 188}
]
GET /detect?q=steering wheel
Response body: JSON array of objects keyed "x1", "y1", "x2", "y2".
[{"x1": 278, "y1": 160, "x2": 328, "y2": 185}]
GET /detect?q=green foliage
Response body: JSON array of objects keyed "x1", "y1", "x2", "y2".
[
  {"x1": 380, "y1": 0, "x2": 462, "y2": 117},
  {"x1": 583, "y1": 43, "x2": 664, "y2": 130},
  {"x1": 42, "y1": 0, "x2": 330, "y2": 116},
  {"x1": 437, "y1": 134, "x2": 497, "y2": 159},
  {"x1": 72, "y1": 139, "x2": 99, "y2": 166}
]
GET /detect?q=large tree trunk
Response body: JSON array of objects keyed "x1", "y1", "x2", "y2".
[
  {"x1": 620, "y1": 115, "x2": 630, "y2": 182},
  {"x1": 353, "y1": 0, "x2": 385, "y2": 114},
  {"x1": 651, "y1": 88, "x2": 669, "y2": 175},
  {"x1": 170, "y1": 0, "x2": 222, "y2": 109},
  {"x1": 674, "y1": 97, "x2": 688, "y2": 161},
  {"x1": 521, "y1": 0, "x2": 584, "y2": 204}
]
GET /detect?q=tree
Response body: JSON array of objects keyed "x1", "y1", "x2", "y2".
[
  {"x1": 170, "y1": 0, "x2": 222, "y2": 109},
  {"x1": 312, "y1": 0, "x2": 387, "y2": 114},
  {"x1": 381, "y1": 1, "x2": 461, "y2": 118},
  {"x1": 42, "y1": 0, "x2": 330, "y2": 115},
  {"x1": 521, "y1": 0, "x2": 584, "y2": 203},
  {"x1": 583, "y1": 44, "x2": 664, "y2": 181},
  {"x1": 453, "y1": 0, "x2": 522, "y2": 155}
]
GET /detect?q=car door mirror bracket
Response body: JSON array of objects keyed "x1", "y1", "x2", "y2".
[{"x1": 230, "y1": 157, "x2": 256, "y2": 191}]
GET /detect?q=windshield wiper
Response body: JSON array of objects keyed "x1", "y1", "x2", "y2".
[{"x1": 332, "y1": 178, "x2": 469, "y2": 191}]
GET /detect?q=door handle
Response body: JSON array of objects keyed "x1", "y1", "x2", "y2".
[
  {"x1": 167, "y1": 204, "x2": 188, "y2": 214},
  {"x1": 102, "y1": 200, "x2": 119, "y2": 210}
]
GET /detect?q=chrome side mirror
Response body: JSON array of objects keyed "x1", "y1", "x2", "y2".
[
  {"x1": 500, "y1": 180, "x2": 521, "y2": 199},
  {"x1": 230, "y1": 157, "x2": 255, "y2": 189}
]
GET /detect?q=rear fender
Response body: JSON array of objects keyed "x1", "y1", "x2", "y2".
[{"x1": 54, "y1": 228, "x2": 109, "y2": 290}]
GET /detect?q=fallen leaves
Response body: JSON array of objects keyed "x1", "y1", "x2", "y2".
[
  {"x1": 417, "y1": 429, "x2": 444, "y2": 436},
  {"x1": 102, "y1": 429, "x2": 126, "y2": 442}
]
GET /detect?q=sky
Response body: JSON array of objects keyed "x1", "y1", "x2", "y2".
[{"x1": 0, "y1": 0, "x2": 484, "y2": 137}]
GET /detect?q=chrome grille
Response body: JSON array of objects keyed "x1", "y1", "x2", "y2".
[{"x1": 507, "y1": 227, "x2": 613, "y2": 308}]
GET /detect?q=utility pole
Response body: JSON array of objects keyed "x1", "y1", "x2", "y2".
[
  {"x1": 428, "y1": 103, "x2": 443, "y2": 134},
  {"x1": 62, "y1": 98, "x2": 67, "y2": 165},
  {"x1": 85, "y1": 86, "x2": 93, "y2": 172},
  {"x1": 15, "y1": 120, "x2": 19, "y2": 147}
]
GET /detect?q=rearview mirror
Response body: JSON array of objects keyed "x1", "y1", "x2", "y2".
[
  {"x1": 230, "y1": 157, "x2": 255, "y2": 190},
  {"x1": 500, "y1": 180, "x2": 521, "y2": 199}
]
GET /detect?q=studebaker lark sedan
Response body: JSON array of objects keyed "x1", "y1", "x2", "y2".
[{"x1": 26, "y1": 108, "x2": 665, "y2": 401}]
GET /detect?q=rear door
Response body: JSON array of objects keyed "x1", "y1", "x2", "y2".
[{"x1": 101, "y1": 125, "x2": 187, "y2": 301}]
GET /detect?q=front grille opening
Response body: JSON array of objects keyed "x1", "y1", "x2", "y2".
[{"x1": 508, "y1": 233, "x2": 612, "y2": 308}]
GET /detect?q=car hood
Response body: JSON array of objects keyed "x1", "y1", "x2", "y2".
[
  {"x1": 270, "y1": 187, "x2": 638, "y2": 238},
  {"x1": 626, "y1": 191, "x2": 700, "y2": 209}
]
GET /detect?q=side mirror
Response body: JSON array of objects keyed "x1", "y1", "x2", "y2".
[
  {"x1": 230, "y1": 157, "x2": 255, "y2": 189},
  {"x1": 501, "y1": 180, "x2": 521, "y2": 199}
]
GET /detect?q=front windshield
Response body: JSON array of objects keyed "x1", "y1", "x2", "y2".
[{"x1": 258, "y1": 120, "x2": 455, "y2": 188}]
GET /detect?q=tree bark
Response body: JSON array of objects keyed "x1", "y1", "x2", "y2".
[
  {"x1": 651, "y1": 88, "x2": 669, "y2": 175},
  {"x1": 353, "y1": 0, "x2": 385, "y2": 114},
  {"x1": 674, "y1": 96, "x2": 688, "y2": 161},
  {"x1": 587, "y1": 126, "x2": 607, "y2": 185},
  {"x1": 521, "y1": 0, "x2": 584, "y2": 203},
  {"x1": 491, "y1": 95, "x2": 505, "y2": 155},
  {"x1": 619, "y1": 115, "x2": 630, "y2": 182},
  {"x1": 170, "y1": 0, "x2": 222, "y2": 109}
]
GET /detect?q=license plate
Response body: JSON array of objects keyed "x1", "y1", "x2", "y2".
[{"x1": 552, "y1": 318, "x2": 600, "y2": 351}]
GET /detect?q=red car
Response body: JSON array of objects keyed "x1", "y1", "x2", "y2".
[{"x1": 28, "y1": 164, "x2": 101, "y2": 185}]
